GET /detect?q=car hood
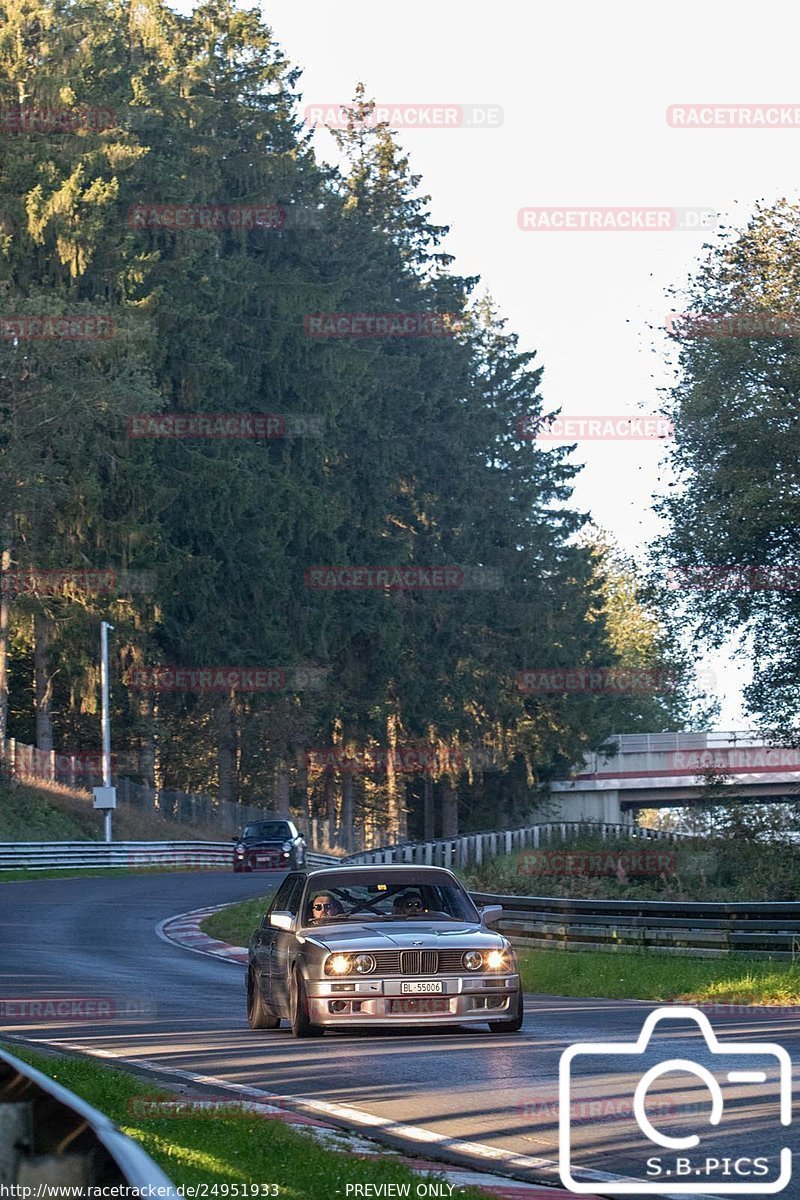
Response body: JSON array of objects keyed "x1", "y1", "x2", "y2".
[
  {"x1": 301, "y1": 922, "x2": 506, "y2": 951},
  {"x1": 240, "y1": 839, "x2": 286, "y2": 846}
]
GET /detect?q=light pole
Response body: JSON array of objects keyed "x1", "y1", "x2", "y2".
[{"x1": 93, "y1": 620, "x2": 117, "y2": 842}]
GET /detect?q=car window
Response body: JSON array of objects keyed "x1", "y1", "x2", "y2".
[
  {"x1": 298, "y1": 878, "x2": 478, "y2": 925},
  {"x1": 264, "y1": 873, "x2": 304, "y2": 926},
  {"x1": 243, "y1": 821, "x2": 292, "y2": 840},
  {"x1": 266, "y1": 874, "x2": 297, "y2": 918}
]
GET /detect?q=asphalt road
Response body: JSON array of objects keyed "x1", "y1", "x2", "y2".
[{"x1": 1, "y1": 872, "x2": 797, "y2": 1197}]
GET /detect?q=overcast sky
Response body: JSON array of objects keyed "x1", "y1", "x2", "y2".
[{"x1": 204, "y1": 0, "x2": 800, "y2": 728}]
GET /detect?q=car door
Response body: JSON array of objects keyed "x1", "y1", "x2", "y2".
[
  {"x1": 269, "y1": 873, "x2": 306, "y2": 1011},
  {"x1": 251, "y1": 875, "x2": 297, "y2": 999}
]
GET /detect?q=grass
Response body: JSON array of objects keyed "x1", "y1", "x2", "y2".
[
  {"x1": 202, "y1": 892, "x2": 274, "y2": 945},
  {"x1": 462, "y1": 836, "x2": 800, "y2": 902},
  {"x1": 0, "y1": 866, "x2": 223, "y2": 883},
  {"x1": 0, "y1": 776, "x2": 226, "y2": 843},
  {"x1": 4, "y1": 1046, "x2": 491, "y2": 1199},
  {"x1": 516, "y1": 948, "x2": 800, "y2": 1005}
]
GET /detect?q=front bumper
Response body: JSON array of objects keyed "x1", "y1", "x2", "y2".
[
  {"x1": 235, "y1": 850, "x2": 291, "y2": 870},
  {"x1": 305, "y1": 973, "x2": 520, "y2": 1026}
]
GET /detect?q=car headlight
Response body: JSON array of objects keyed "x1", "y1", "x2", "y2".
[
  {"x1": 325, "y1": 954, "x2": 353, "y2": 976},
  {"x1": 282, "y1": 841, "x2": 293, "y2": 851},
  {"x1": 462, "y1": 950, "x2": 483, "y2": 971},
  {"x1": 353, "y1": 953, "x2": 375, "y2": 974},
  {"x1": 486, "y1": 949, "x2": 511, "y2": 971},
  {"x1": 234, "y1": 845, "x2": 245, "y2": 854}
]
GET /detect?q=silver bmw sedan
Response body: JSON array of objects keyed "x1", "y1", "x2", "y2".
[{"x1": 246, "y1": 865, "x2": 523, "y2": 1037}]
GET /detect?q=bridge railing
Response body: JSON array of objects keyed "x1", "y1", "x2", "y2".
[{"x1": 341, "y1": 821, "x2": 682, "y2": 870}]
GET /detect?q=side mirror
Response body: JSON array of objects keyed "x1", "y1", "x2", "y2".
[
  {"x1": 479, "y1": 904, "x2": 503, "y2": 927},
  {"x1": 270, "y1": 911, "x2": 295, "y2": 932}
]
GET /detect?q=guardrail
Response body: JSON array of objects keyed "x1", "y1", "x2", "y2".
[
  {"x1": 0, "y1": 841, "x2": 339, "y2": 871},
  {"x1": 341, "y1": 821, "x2": 682, "y2": 870},
  {"x1": 469, "y1": 891, "x2": 800, "y2": 960},
  {"x1": 0, "y1": 1045, "x2": 177, "y2": 1192}
]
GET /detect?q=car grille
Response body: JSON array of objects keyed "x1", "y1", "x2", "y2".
[{"x1": 364, "y1": 949, "x2": 474, "y2": 975}]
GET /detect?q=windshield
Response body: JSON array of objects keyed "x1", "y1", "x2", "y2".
[
  {"x1": 242, "y1": 822, "x2": 292, "y2": 840},
  {"x1": 300, "y1": 874, "x2": 479, "y2": 926}
]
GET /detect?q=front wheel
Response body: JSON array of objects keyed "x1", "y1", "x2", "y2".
[
  {"x1": 488, "y1": 989, "x2": 524, "y2": 1033},
  {"x1": 246, "y1": 969, "x2": 280, "y2": 1030},
  {"x1": 290, "y1": 970, "x2": 323, "y2": 1038}
]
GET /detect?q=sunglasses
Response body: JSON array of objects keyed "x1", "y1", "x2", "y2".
[{"x1": 313, "y1": 902, "x2": 334, "y2": 911}]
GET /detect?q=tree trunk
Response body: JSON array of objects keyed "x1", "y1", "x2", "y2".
[
  {"x1": 397, "y1": 779, "x2": 408, "y2": 841},
  {"x1": 137, "y1": 689, "x2": 156, "y2": 789},
  {"x1": 33, "y1": 609, "x2": 54, "y2": 751},
  {"x1": 441, "y1": 783, "x2": 459, "y2": 838},
  {"x1": 275, "y1": 759, "x2": 290, "y2": 816},
  {"x1": 216, "y1": 693, "x2": 238, "y2": 804},
  {"x1": 296, "y1": 754, "x2": 310, "y2": 829},
  {"x1": 323, "y1": 766, "x2": 337, "y2": 848},
  {"x1": 385, "y1": 711, "x2": 400, "y2": 841},
  {"x1": 0, "y1": 532, "x2": 10, "y2": 752},
  {"x1": 340, "y1": 771, "x2": 354, "y2": 851},
  {"x1": 423, "y1": 776, "x2": 435, "y2": 841}
]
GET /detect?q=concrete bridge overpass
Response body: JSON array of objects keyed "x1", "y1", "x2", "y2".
[{"x1": 542, "y1": 730, "x2": 800, "y2": 823}]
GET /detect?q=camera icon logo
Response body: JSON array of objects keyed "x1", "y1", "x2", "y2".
[{"x1": 559, "y1": 1006, "x2": 792, "y2": 1194}]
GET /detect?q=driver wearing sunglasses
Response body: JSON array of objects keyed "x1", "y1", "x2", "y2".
[
  {"x1": 308, "y1": 892, "x2": 345, "y2": 922},
  {"x1": 392, "y1": 890, "x2": 425, "y2": 917}
]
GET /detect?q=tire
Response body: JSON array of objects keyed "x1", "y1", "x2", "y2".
[
  {"x1": 290, "y1": 969, "x2": 323, "y2": 1038},
  {"x1": 233, "y1": 863, "x2": 241, "y2": 874},
  {"x1": 246, "y1": 968, "x2": 280, "y2": 1030},
  {"x1": 488, "y1": 989, "x2": 524, "y2": 1033}
]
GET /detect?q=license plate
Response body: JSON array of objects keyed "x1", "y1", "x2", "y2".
[{"x1": 400, "y1": 981, "x2": 443, "y2": 994}]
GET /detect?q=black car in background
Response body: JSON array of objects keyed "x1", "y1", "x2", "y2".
[{"x1": 232, "y1": 818, "x2": 307, "y2": 872}]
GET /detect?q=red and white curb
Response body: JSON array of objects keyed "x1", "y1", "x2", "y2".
[
  {"x1": 153, "y1": 904, "x2": 607, "y2": 1199},
  {"x1": 157, "y1": 904, "x2": 249, "y2": 964}
]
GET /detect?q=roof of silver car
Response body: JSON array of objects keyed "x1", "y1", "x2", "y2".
[{"x1": 305, "y1": 864, "x2": 457, "y2": 877}]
